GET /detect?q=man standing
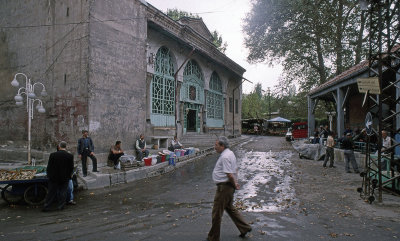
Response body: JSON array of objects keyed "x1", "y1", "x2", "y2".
[
  {"x1": 77, "y1": 130, "x2": 98, "y2": 177},
  {"x1": 135, "y1": 134, "x2": 149, "y2": 161},
  {"x1": 43, "y1": 141, "x2": 74, "y2": 211},
  {"x1": 323, "y1": 131, "x2": 335, "y2": 168},
  {"x1": 207, "y1": 136, "x2": 252, "y2": 241},
  {"x1": 340, "y1": 133, "x2": 360, "y2": 173}
]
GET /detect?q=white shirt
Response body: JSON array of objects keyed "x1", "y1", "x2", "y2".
[
  {"x1": 382, "y1": 136, "x2": 391, "y2": 151},
  {"x1": 171, "y1": 139, "x2": 182, "y2": 146},
  {"x1": 212, "y1": 148, "x2": 238, "y2": 184}
]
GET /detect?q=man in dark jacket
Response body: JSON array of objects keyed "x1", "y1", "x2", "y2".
[
  {"x1": 340, "y1": 133, "x2": 360, "y2": 173},
  {"x1": 43, "y1": 141, "x2": 74, "y2": 211},
  {"x1": 77, "y1": 130, "x2": 98, "y2": 177}
]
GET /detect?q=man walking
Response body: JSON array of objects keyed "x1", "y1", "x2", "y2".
[
  {"x1": 207, "y1": 136, "x2": 252, "y2": 241},
  {"x1": 43, "y1": 141, "x2": 74, "y2": 211},
  {"x1": 77, "y1": 130, "x2": 98, "y2": 177},
  {"x1": 323, "y1": 131, "x2": 335, "y2": 168}
]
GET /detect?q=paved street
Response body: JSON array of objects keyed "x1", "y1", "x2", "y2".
[{"x1": 1, "y1": 136, "x2": 400, "y2": 241}]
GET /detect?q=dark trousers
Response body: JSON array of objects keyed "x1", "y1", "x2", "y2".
[
  {"x1": 208, "y1": 184, "x2": 251, "y2": 241},
  {"x1": 110, "y1": 153, "x2": 124, "y2": 166},
  {"x1": 323, "y1": 147, "x2": 335, "y2": 167},
  {"x1": 136, "y1": 149, "x2": 149, "y2": 161},
  {"x1": 44, "y1": 180, "x2": 68, "y2": 210},
  {"x1": 81, "y1": 150, "x2": 97, "y2": 175},
  {"x1": 344, "y1": 150, "x2": 359, "y2": 172}
]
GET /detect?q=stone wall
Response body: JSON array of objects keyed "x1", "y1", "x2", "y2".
[
  {"x1": 0, "y1": 0, "x2": 90, "y2": 152},
  {"x1": 87, "y1": 0, "x2": 147, "y2": 153}
]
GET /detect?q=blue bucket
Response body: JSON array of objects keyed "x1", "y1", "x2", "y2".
[{"x1": 169, "y1": 157, "x2": 175, "y2": 166}]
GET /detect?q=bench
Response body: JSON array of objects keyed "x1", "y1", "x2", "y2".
[{"x1": 149, "y1": 136, "x2": 171, "y2": 149}]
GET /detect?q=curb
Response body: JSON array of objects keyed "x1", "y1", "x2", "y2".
[{"x1": 79, "y1": 137, "x2": 249, "y2": 189}]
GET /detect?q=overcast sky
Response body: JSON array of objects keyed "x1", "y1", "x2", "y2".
[{"x1": 146, "y1": 0, "x2": 283, "y2": 94}]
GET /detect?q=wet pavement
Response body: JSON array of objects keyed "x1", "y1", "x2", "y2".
[{"x1": 1, "y1": 136, "x2": 400, "y2": 240}]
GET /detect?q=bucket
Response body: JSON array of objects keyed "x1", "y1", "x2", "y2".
[
  {"x1": 165, "y1": 154, "x2": 170, "y2": 161},
  {"x1": 175, "y1": 150, "x2": 181, "y2": 157},
  {"x1": 180, "y1": 150, "x2": 186, "y2": 156},
  {"x1": 144, "y1": 157, "x2": 152, "y2": 166},
  {"x1": 161, "y1": 154, "x2": 166, "y2": 162},
  {"x1": 184, "y1": 149, "x2": 190, "y2": 155},
  {"x1": 169, "y1": 156, "x2": 175, "y2": 166}
]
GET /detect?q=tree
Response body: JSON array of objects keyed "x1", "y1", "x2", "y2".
[
  {"x1": 211, "y1": 30, "x2": 228, "y2": 53},
  {"x1": 243, "y1": 0, "x2": 367, "y2": 92},
  {"x1": 166, "y1": 8, "x2": 199, "y2": 20},
  {"x1": 167, "y1": 9, "x2": 228, "y2": 53}
]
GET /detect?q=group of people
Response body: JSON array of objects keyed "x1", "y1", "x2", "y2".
[
  {"x1": 42, "y1": 132, "x2": 252, "y2": 241},
  {"x1": 320, "y1": 126, "x2": 361, "y2": 173},
  {"x1": 320, "y1": 125, "x2": 392, "y2": 174}
]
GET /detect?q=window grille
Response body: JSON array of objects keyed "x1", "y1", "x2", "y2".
[
  {"x1": 151, "y1": 47, "x2": 175, "y2": 115},
  {"x1": 181, "y1": 60, "x2": 204, "y2": 104},
  {"x1": 207, "y1": 72, "x2": 223, "y2": 119}
]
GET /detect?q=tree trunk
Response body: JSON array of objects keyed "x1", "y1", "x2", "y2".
[
  {"x1": 355, "y1": 11, "x2": 366, "y2": 64},
  {"x1": 335, "y1": 0, "x2": 344, "y2": 75}
]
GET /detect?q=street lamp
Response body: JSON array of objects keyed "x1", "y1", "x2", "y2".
[{"x1": 11, "y1": 73, "x2": 47, "y2": 165}]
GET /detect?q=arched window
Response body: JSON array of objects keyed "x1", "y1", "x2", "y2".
[
  {"x1": 207, "y1": 72, "x2": 223, "y2": 120},
  {"x1": 183, "y1": 60, "x2": 204, "y2": 82},
  {"x1": 181, "y1": 60, "x2": 204, "y2": 103},
  {"x1": 151, "y1": 47, "x2": 175, "y2": 126}
]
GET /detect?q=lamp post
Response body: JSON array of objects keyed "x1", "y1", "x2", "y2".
[{"x1": 11, "y1": 73, "x2": 47, "y2": 165}]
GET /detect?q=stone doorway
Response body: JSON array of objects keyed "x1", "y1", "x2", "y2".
[{"x1": 187, "y1": 109, "x2": 197, "y2": 132}]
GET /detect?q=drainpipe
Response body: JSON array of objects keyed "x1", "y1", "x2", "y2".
[
  {"x1": 232, "y1": 77, "x2": 252, "y2": 137},
  {"x1": 174, "y1": 47, "x2": 195, "y2": 138}
]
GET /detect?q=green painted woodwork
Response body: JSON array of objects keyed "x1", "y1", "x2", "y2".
[
  {"x1": 151, "y1": 47, "x2": 175, "y2": 126},
  {"x1": 207, "y1": 72, "x2": 223, "y2": 127},
  {"x1": 181, "y1": 60, "x2": 204, "y2": 104}
]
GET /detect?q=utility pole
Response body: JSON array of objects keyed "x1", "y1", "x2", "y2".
[{"x1": 268, "y1": 87, "x2": 271, "y2": 120}]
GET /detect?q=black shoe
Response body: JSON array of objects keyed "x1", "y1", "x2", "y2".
[
  {"x1": 83, "y1": 174, "x2": 87, "y2": 177},
  {"x1": 239, "y1": 228, "x2": 252, "y2": 238},
  {"x1": 67, "y1": 200, "x2": 76, "y2": 205}
]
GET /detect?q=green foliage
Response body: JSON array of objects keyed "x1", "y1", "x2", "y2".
[
  {"x1": 243, "y1": 0, "x2": 368, "y2": 92},
  {"x1": 211, "y1": 30, "x2": 228, "y2": 53},
  {"x1": 166, "y1": 8, "x2": 199, "y2": 20},
  {"x1": 242, "y1": 85, "x2": 330, "y2": 120}
]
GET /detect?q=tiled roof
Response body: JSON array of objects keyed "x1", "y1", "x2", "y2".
[
  {"x1": 308, "y1": 60, "x2": 369, "y2": 96},
  {"x1": 309, "y1": 45, "x2": 400, "y2": 96}
]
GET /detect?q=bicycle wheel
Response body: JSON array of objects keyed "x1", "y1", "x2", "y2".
[
  {"x1": 1, "y1": 184, "x2": 24, "y2": 204},
  {"x1": 24, "y1": 184, "x2": 48, "y2": 206}
]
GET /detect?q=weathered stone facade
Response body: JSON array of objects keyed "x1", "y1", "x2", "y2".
[{"x1": 0, "y1": 0, "x2": 245, "y2": 160}]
